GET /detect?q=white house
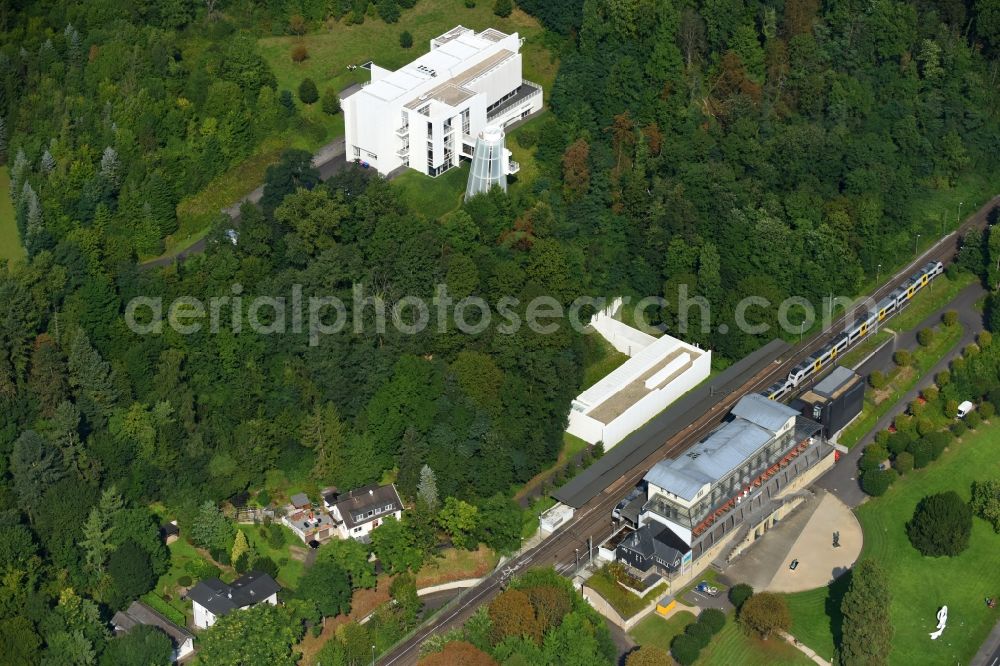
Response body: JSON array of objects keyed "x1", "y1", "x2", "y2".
[
  {"x1": 281, "y1": 493, "x2": 339, "y2": 544},
  {"x1": 328, "y1": 484, "x2": 404, "y2": 540},
  {"x1": 188, "y1": 570, "x2": 280, "y2": 629},
  {"x1": 111, "y1": 601, "x2": 195, "y2": 662},
  {"x1": 342, "y1": 25, "x2": 543, "y2": 177}
]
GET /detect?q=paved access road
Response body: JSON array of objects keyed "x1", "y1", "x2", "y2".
[{"x1": 139, "y1": 138, "x2": 347, "y2": 270}]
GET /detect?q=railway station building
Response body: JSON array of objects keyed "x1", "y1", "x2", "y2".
[
  {"x1": 341, "y1": 26, "x2": 543, "y2": 177},
  {"x1": 615, "y1": 394, "x2": 834, "y2": 576}
]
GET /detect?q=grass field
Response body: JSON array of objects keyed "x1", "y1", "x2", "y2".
[
  {"x1": 391, "y1": 162, "x2": 470, "y2": 219},
  {"x1": 415, "y1": 545, "x2": 499, "y2": 588},
  {"x1": 838, "y1": 329, "x2": 893, "y2": 370},
  {"x1": 785, "y1": 423, "x2": 1000, "y2": 665},
  {"x1": 257, "y1": 2, "x2": 558, "y2": 112},
  {"x1": 838, "y1": 322, "x2": 963, "y2": 448},
  {"x1": 890, "y1": 272, "x2": 977, "y2": 333},
  {"x1": 237, "y1": 523, "x2": 307, "y2": 588},
  {"x1": 0, "y1": 167, "x2": 25, "y2": 264},
  {"x1": 628, "y1": 610, "x2": 695, "y2": 653},
  {"x1": 581, "y1": 333, "x2": 630, "y2": 389},
  {"x1": 696, "y1": 617, "x2": 813, "y2": 666},
  {"x1": 146, "y1": 537, "x2": 222, "y2": 624}
]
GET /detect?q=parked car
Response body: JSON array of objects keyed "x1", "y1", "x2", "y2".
[
  {"x1": 957, "y1": 400, "x2": 975, "y2": 419},
  {"x1": 789, "y1": 559, "x2": 799, "y2": 571}
]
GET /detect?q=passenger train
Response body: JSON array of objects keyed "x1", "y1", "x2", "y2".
[{"x1": 765, "y1": 260, "x2": 945, "y2": 401}]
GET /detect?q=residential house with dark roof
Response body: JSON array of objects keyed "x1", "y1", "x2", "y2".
[
  {"x1": 111, "y1": 600, "x2": 195, "y2": 661},
  {"x1": 188, "y1": 570, "x2": 281, "y2": 629},
  {"x1": 330, "y1": 483, "x2": 403, "y2": 540},
  {"x1": 615, "y1": 523, "x2": 691, "y2": 576}
]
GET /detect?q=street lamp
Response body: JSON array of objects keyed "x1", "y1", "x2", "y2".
[
  {"x1": 371, "y1": 644, "x2": 376, "y2": 666},
  {"x1": 876, "y1": 263, "x2": 882, "y2": 284},
  {"x1": 915, "y1": 233, "x2": 921, "y2": 255},
  {"x1": 958, "y1": 201, "x2": 964, "y2": 222}
]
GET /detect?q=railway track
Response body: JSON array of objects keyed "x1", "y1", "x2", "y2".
[{"x1": 380, "y1": 194, "x2": 1000, "y2": 665}]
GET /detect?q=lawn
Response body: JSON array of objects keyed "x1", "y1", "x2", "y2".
[
  {"x1": 696, "y1": 616, "x2": 813, "y2": 666},
  {"x1": 628, "y1": 610, "x2": 696, "y2": 653},
  {"x1": 581, "y1": 332, "x2": 630, "y2": 390},
  {"x1": 237, "y1": 523, "x2": 307, "y2": 589},
  {"x1": 415, "y1": 544, "x2": 499, "y2": 588},
  {"x1": 391, "y1": 161, "x2": 470, "y2": 219},
  {"x1": 586, "y1": 566, "x2": 666, "y2": 619},
  {"x1": 145, "y1": 537, "x2": 223, "y2": 625},
  {"x1": 0, "y1": 166, "x2": 25, "y2": 264},
  {"x1": 785, "y1": 423, "x2": 1000, "y2": 665},
  {"x1": 889, "y1": 272, "x2": 977, "y2": 333},
  {"x1": 257, "y1": 3, "x2": 558, "y2": 113},
  {"x1": 838, "y1": 322, "x2": 963, "y2": 448},
  {"x1": 838, "y1": 329, "x2": 893, "y2": 371}
]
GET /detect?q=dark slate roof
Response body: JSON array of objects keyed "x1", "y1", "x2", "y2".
[
  {"x1": 188, "y1": 570, "x2": 281, "y2": 617},
  {"x1": 617, "y1": 523, "x2": 691, "y2": 571},
  {"x1": 112, "y1": 601, "x2": 193, "y2": 647},
  {"x1": 159, "y1": 521, "x2": 179, "y2": 537},
  {"x1": 290, "y1": 492, "x2": 311, "y2": 508},
  {"x1": 554, "y1": 339, "x2": 791, "y2": 508},
  {"x1": 335, "y1": 484, "x2": 403, "y2": 529}
]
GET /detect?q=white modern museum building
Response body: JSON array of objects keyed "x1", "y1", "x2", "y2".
[{"x1": 341, "y1": 25, "x2": 543, "y2": 177}]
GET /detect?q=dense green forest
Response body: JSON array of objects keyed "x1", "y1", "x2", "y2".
[{"x1": 1, "y1": 0, "x2": 1000, "y2": 661}]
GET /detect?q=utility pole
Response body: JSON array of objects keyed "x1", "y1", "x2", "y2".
[
  {"x1": 958, "y1": 200, "x2": 964, "y2": 223},
  {"x1": 575, "y1": 548, "x2": 579, "y2": 570},
  {"x1": 915, "y1": 233, "x2": 921, "y2": 255},
  {"x1": 371, "y1": 644, "x2": 376, "y2": 666},
  {"x1": 588, "y1": 536, "x2": 593, "y2": 566},
  {"x1": 876, "y1": 263, "x2": 882, "y2": 284}
]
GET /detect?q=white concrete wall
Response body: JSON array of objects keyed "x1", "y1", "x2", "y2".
[
  {"x1": 567, "y1": 409, "x2": 604, "y2": 444},
  {"x1": 641, "y1": 512, "x2": 693, "y2": 546},
  {"x1": 590, "y1": 298, "x2": 656, "y2": 356},
  {"x1": 467, "y1": 54, "x2": 523, "y2": 106},
  {"x1": 193, "y1": 602, "x2": 215, "y2": 629}
]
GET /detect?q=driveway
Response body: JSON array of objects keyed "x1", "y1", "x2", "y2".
[{"x1": 140, "y1": 138, "x2": 347, "y2": 270}]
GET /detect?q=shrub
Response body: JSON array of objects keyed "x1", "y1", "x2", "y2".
[
  {"x1": 861, "y1": 469, "x2": 895, "y2": 497},
  {"x1": 859, "y1": 446, "x2": 886, "y2": 473},
  {"x1": 970, "y1": 480, "x2": 1000, "y2": 532},
  {"x1": 516, "y1": 128, "x2": 538, "y2": 149},
  {"x1": 966, "y1": 410, "x2": 982, "y2": 429},
  {"x1": 279, "y1": 90, "x2": 295, "y2": 113},
  {"x1": 234, "y1": 550, "x2": 251, "y2": 573},
  {"x1": 252, "y1": 556, "x2": 280, "y2": 579},
  {"x1": 886, "y1": 432, "x2": 911, "y2": 456},
  {"x1": 288, "y1": 13, "x2": 307, "y2": 34},
  {"x1": 981, "y1": 401, "x2": 996, "y2": 420},
  {"x1": 894, "y1": 350, "x2": 912, "y2": 367},
  {"x1": 951, "y1": 421, "x2": 968, "y2": 438},
  {"x1": 916, "y1": 418, "x2": 935, "y2": 437},
  {"x1": 267, "y1": 524, "x2": 286, "y2": 549},
  {"x1": 291, "y1": 44, "x2": 309, "y2": 63},
  {"x1": 670, "y1": 634, "x2": 701, "y2": 666},
  {"x1": 698, "y1": 608, "x2": 726, "y2": 634},
  {"x1": 979, "y1": 330, "x2": 993, "y2": 348},
  {"x1": 321, "y1": 88, "x2": 341, "y2": 115},
  {"x1": 398, "y1": 0, "x2": 416, "y2": 7},
  {"x1": 921, "y1": 386, "x2": 939, "y2": 403},
  {"x1": 399, "y1": 30, "x2": 413, "y2": 48},
  {"x1": 893, "y1": 451, "x2": 914, "y2": 475},
  {"x1": 257, "y1": 490, "x2": 270, "y2": 507},
  {"x1": 906, "y1": 491, "x2": 972, "y2": 557},
  {"x1": 738, "y1": 592, "x2": 790, "y2": 639},
  {"x1": 964, "y1": 343, "x2": 980, "y2": 358},
  {"x1": 493, "y1": 0, "x2": 513, "y2": 16},
  {"x1": 894, "y1": 413, "x2": 916, "y2": 436},
  {"x1": 464, "y1": 0, "x2": 476, "y2": 7},
  {"x1": 210, "y1": 548, "x2": 231, "y2": 565},
  {"x1": 942, "y1": 310, "x2": 959, "y2": 326},
  {"x1": 944, "y1": 399, "x2": 959, "y2": 419},
  {"x1": 874, "y1": 430, "x2": 890, "y2": 448},
  {"x1": 177, "y1": 575, "x2": 192, "y2": 587},
  {"x1": 728, "y1": 583, "x2": 753, "y2": 610},
  {"x1": 936, "y1": 370, "x2": 951, "y2": 388},
  {"x1": 377, "y1": 0, "x2": 401, "y2": 22},
  {"x1": 908, "y1": 440, "x2": 932, "y2": 469},
  {"x1": 298, "y1": 78, "x2": 319, "y2": 104},
  {"x1": 685, "y1": 620, "x2": 713, "y2": 649},
  {"x1": 869, "y1": 370, "x2": 887, "y2": 389},
  {"x1": 926, "y1": 432, "x2": 949, "y2": 460},
  {"x1": 909, "y1": 400, "x2": 925, "y2": 417},
  {"x1": 917, "y1": 327, "x2": 935, "y2": 347}
]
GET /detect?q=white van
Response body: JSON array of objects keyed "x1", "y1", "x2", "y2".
[{"x1": 957, "y1": 401, "x2": 975, "y2": 419}]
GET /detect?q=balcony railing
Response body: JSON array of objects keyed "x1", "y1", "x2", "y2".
[
  {"x1": 507, "y1": 160, "x2": 520, "y2": 175},
  {"x1": 395, "y1": 125, "x2": 409, "y2": 137},
  {"x1": 487, "y1": 80, "x2": 543, "y2": 122}
]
